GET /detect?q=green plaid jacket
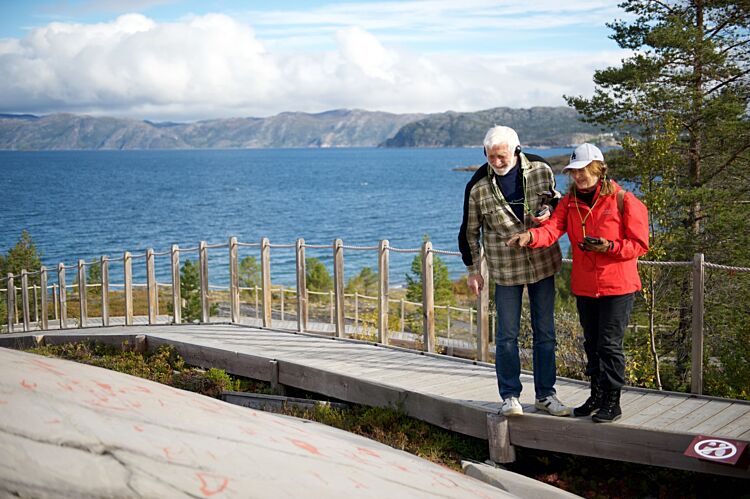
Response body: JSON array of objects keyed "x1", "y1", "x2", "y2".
[{"x1": 458, "y1": 153, "x2": 562, "y2": 286}]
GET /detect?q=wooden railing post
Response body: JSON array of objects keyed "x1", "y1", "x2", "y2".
[
  {"x1": 477, "y1": 247, "x2": 490, "y2": 362},
  {"x1": 77, "y1": 259, "x2": 87, "y2": 328},
  {"x1": 124, "y1": 252, "x2": 133, "y2": 326},
  {"x1": 229, "y1": 237, "x2": 240, "y2": 323},
  {"x1": 400, "y1": 298, "x2": 405, "y2": 332},
  {"x1": 261, "y1": 237, "x2": 272, "y2": 327},
  {"x1": 333, "y1": 239, "x2": 345, "y2": 338},
  {"x1": 171, "y1": 245, "x2": 181, "y2": 324},
  {"x1": 21, "y1": 269, "x2": 30, "y2": 332},
  {"x1": 32, "y1": 284, "x2": 38, "y2": 323},
  {"x1": 199, "y1": 241, "x2": 209, "y2": 323},
  {"x1": 40, "y1": 266, "x2": 48, "y2": 330},
  {"x1": 422, "y1": 240, "x2": 435, "y2": 352},
  {"x1": 354, "y1": 292, "x2": 359, "y2": 329},
  {"x1": 146, "y1": 249, "x2": 157, "y2": 325},
  {"x1": 378, "y1": 239, "x2": 389, "y2": 344},
  {"x1": 57, "y1": 263, "x2": 68, "y2": 329},
  {"x1": 329, "y1": 291, "x2": 334, "y2": 324},
  {"x1": 6, "y1": 274, "x2": 15, "y2": 332},
  {"x1": 98, "y1": 256, "x2": 109, "y2": 326},
  {"x1": 53, "y1": 284, "x2": 59, "y2": 321},
  {"x1": 296, "y1": 238, "x2": 308, "y2": 332},
  {"x1": 691, "y1": 253, "x2": 705, "y2": 395}
]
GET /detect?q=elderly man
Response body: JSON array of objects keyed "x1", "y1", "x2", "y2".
[{"x1": 458, "y1": 125, "x2": 570, "y2": 417}]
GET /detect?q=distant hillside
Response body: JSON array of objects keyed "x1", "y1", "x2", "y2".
[
  {"x1": 382, "y1": 107, "x2": 614, "y2": 148},
  {"x1": 0, "y1": 107, "x2": 615, "y2": 150},
  {"x1": 0, "y1": 110, "x2": 423, "y2": 150}
]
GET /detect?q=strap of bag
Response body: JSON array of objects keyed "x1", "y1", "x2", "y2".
[{"x1": 617, "y1": 189, "x2": 625, "y2": 216}]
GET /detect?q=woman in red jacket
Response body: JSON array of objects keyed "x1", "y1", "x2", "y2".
[{"x1": 508, "y1": 143, "x2": 649, "y2": 422}]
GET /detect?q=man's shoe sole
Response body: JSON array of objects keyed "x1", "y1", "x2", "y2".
[
  {"x1": 501, "y1": 408, "x2": 523, "y2": 417},
  {"x1": 535, "y1": 404, "x2": 572, "y2": 417}
]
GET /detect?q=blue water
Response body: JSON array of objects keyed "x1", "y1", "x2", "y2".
[{"x1": 1, "y1": 148, "x2": 571, "y2": 286}]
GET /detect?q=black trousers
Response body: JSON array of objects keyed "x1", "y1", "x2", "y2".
[{"x1": 575, "y1": 293, "x2": 635, "y2": 390}]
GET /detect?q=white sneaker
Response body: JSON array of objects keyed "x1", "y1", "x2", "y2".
[
  {"x1": 500, "y1": 396, "x2": 523, "y2": 416},
  {"x1": 535, "y1": 395, "x2": 572, "y2": 416}
]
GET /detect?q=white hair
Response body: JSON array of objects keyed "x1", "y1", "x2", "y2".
[{"x1": 483, "y1": 126, "x2": 520, "y2": 152}]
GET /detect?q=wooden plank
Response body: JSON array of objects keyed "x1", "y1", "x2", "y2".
[
  {"x1": 662, "y1": 399, "x2": 733, "y2": 433},
  {"x1": 508, "y1": 415, "x2": 750, "y2": 478},
  {"x1": 689, "y1": 403, "x2": 750, "y2": 435},
  {"x1": 147, "y1": 336, "x2": 276, "y2": 382},
  {"x1": 278, "y1": 361, "x2": 488, "y2": 439},
  {"x1": 616, "y1": 393, "x2": 669, "y2": 424},
  {"x1": 712, "y1": 410, "x2": 750, "y2": 439},
  {"x1": 619, "y1": 394, "x2": 686, "y2": 427},
  {"x1": 637, "y1": 397, "x2": 711, "y2": 430}
]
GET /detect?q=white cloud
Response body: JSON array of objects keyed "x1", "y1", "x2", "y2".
[{"x1": 0, "y1": 12, "x2": 627, "y2": 120}]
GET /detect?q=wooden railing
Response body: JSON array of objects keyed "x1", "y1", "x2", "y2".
[{"x1": 2, "y1": 235, "x2": 749, "y2": 396}]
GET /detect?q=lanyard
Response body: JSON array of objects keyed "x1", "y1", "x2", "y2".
[
  {"x1": 572, "y1": 185, "x2": 601, "y2": 238},
  {"x1": 488, "y1": 163, "x2": 533, "y2": 216}
]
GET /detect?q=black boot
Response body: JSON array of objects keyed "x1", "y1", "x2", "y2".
[
  {"x1": 573, "y1": 376, "x2": 602, "y2": 417},
  {"x1": 592, "y1": 389, "x2": 622, "y2": 423}
]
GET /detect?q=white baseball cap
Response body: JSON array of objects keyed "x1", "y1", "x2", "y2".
[{"x1": 564, "y1": 143, "x2": 604, "y2": 170}]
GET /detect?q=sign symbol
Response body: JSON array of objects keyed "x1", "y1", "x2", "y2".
[{"x1": 694, "y1": 439, "x2": 737, "y2": 460}]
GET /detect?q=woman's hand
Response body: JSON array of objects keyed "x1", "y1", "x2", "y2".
[
  {"x1": 507, "y1": 231, "x2": 533, "y2": 247},
  {"x1": 580, "y1": 236, "x2": 612, "y2": 253},
  {"x1": 531, "y1": 204, "x2": 551, "y2": 225}
]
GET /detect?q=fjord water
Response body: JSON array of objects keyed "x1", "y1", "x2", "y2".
[{"x1": 1, "y1": 148, "x2": 570, "y2": 285}]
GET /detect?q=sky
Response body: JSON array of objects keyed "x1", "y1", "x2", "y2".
[{"x1": 0, "y1": 0, "x2": 630, "y2": 122}]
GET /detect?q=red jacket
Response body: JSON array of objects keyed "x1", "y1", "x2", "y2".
[{"x1": 528, "y1": 181, "x2": 649, "y2": 298}]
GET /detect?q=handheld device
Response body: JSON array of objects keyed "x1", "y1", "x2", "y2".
[
  {"x1": 535, "y1": 206, "x2": 550, "y2": 217},
  {"x1": 584, "y1": 236, "x2": 600, "y2": 245}
]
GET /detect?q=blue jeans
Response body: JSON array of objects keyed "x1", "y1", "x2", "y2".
[{"x1": 495, "y1": 275, "x2": 557, "y2": 400}]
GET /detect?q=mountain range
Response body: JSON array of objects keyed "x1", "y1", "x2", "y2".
[{"x1": 0, "y1": 107, "x2": 614, "y2": 150}]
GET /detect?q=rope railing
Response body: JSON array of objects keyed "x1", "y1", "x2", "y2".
[
  {"x1": 388, "y1": 246, "x2": 421, "y2": 253},
  {"x1": 301, "y1": 243, "x2": 332, "y2": 249},
  {"x1": 204, "y1": 243, "x2": 228, "y2": 250},
  {"x1": 341, "y1": 244, "x2": 380, "y2": 251},
  {"x1": 3, "y1": 234, "x2": 748, "y2": 397}
]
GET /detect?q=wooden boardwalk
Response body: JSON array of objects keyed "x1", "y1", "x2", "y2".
[{"x1": 2, "y1": 323, "x2": 749, "y2": 478}]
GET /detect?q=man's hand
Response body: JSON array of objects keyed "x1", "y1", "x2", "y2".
[
  {"x1": 580, "y1": 236, "x2": 612, "y2": 253},
  {"x1": 507, "y1": 231, "x2": 532, "y2": 247},
  {"x1": 531, "y1": 204, "x2": 551, "y2": 225},
  {"x1": 467, "y1": 274, "x2": 484, "y2": 297}
]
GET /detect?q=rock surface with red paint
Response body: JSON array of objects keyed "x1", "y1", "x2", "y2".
[{"x1": 0, "y1": 348, "x2": 512, "y2": 498}]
